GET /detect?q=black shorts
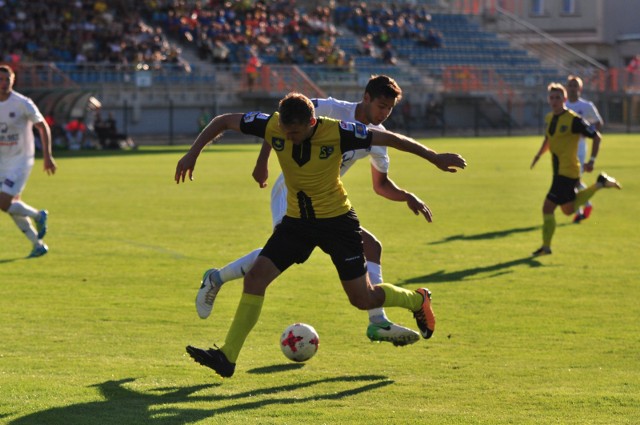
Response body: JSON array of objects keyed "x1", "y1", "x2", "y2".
[
  {"x1": 546, "y1": 175, "x2": 579, "y2": 205},
  {"x1": 260, "y1": 209, "x2": 367, "y2": 281}
]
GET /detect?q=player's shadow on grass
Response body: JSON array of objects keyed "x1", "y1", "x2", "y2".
[
  {"x1": 401, "y1": 256, "x2": 543, "y2": 285},
  {"x1": 8, "y1": 375, "x2": 392, "y2": 425},
  {"x1": 46, "y1": 145, "x2": 251, "y2": 160},
  {"x1": 247, "y1": 363, "x2": 306, "y2": 374},
  {"x1": 428, "y1": 224, "x2": 569, "y2": 245},
  {"x1": 0, "y1": 257, "x2": 23, "y2": 264}
]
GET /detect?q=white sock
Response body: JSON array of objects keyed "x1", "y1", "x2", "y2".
[
  {"x1": 10, "y1": 214, "x2": 39, "y2": 245},
  {"x1": 218, "y1": 248, "x2": 262, "y2": 284},
  {"x1": 366, "y1": 261, "x2": 389, "y2": 323},
  {"x1": 7, "y1": 201, "x2": 40, "y2": 218}
]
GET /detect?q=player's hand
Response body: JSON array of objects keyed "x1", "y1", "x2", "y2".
[
  {"x1": 252, "y1": 163, "x2": 269, "y2": 188},
  {"x1": 530, "y1": 155, "x2": 540, "y2": 169},
  {"x1": 43, "y1": 155, "x2": 57, "y2": 175},
  {"x1": 584, "y1": 161, "x2": 595, "y2": 173},
  {"x1": 175, "y1": 152, "x2": 198, "y2": 183},
  {"x1": 434, "y1": 153, "x2": 466, "y2": 173},
  {"x1": 406, "y1": 193, "x2": 432, "y2": 222}
]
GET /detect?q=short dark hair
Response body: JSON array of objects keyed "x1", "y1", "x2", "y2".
[
  {"x1": 365, "y1": 75, "x2": 402, "y2": 102},
  {"x1": 278, "y1": 92, "x2": 314, "y2": 125},
  {"x1": 0, "y1": 64, "x2": 15, "y2": 79}
]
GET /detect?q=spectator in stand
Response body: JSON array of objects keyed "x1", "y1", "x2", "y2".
[
  {"x1": 626, "y1": 54, "x2": 640, "y2": 73},
  {"x1": 106, "y1": 112, "x2": 136, "y2": 150},
  {"x1": 212, "y1": 39, "x2": 231, "y2": 65},
  {"x1": 382, "y1": 43, "x2": 397, "y2": 65},
  {"x1": 419, "y1": 29, "x2": 444, "y2": 48},
  {"x1": 245, "y1": 51, "x2": 261, "y2": 91},
  {"x1": 198, "y1": 108, "x2": 213, "y2": 133},
  {"x1": 45, "y1": 115, "x2": 67, "y2": 149},
  {"x1": 65, "y1": 117, "x2": 87, "y2": 151},
  {"x1": 627, "y1": 54, "x2": 640, "y2": 88},
  {"x1": 93, "y1": 111, "x2": 111, "y2": 149}
]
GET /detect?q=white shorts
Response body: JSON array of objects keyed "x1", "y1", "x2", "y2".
[
  {"x1": 0, "y1": 162, "x2": 33, "y2": 197},
  {"x1": 270, "y1": 173, "x2": 288, "y2": 228},
  {"x1": 577, "y1": 139, "x2": 587, "y2": 173}
]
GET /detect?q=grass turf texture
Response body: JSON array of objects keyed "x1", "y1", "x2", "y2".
[{"x1": 0, "y1": 135, "x2": 638, "y2": 424}]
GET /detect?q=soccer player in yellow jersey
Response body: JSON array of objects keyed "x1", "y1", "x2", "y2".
[
  {"x1": 530, "y1": 83, "x2": 621, "y2": 256},
  {"x1": 175, "y1": 92, "x2": 467, "y2": 378}
]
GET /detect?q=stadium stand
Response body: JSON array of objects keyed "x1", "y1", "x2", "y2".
[{"x1": 4, "y1": 0, "x2": 637, "y2": 137}]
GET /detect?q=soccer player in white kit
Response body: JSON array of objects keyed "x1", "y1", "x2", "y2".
[
  {"x1": 565, "y1": 75, "x2": 604, "y2": 223},
  {"x1": 196, "y1": 75, "x2": 434, "y2": 346},
  {"x1": 0, "y1": 65, "x2": 56, "y2": 257}
]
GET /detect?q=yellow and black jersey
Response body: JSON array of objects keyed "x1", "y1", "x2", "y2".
[
  {"x1": 240, "y1": 111, "x2": 372, "y2": 218},
  {"x1": 544, "y1": 109, "x2": 597, "y2": 178}
]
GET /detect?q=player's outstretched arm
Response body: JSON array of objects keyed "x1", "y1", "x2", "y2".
[
  {"x1": 370, "y1": 129, "x2": 467, "y2": 173},
  {"x1": 175, "y1": 113, "x2": 244, "y2": 184},
  {"x1": 252, "y1": 140, "x2": 272, "y2": 188},
  {"x1": 370, "y1": 167, "x2": 433, "y2": 222}
]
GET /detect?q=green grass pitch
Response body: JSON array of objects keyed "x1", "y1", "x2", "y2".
[{"x1": 0, "y1": 134, "x2": 638, "y2": 424}]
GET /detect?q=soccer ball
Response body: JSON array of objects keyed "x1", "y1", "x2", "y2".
[{"x1": 280, "y1": 323, "x2": 319, "y2": 362}]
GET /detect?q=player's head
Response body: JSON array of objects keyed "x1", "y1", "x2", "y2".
[
  {"x1": 360, "y1": 75, "x2": 402, "y2": 126},
  {"x1": 278, "y1": 92, "x2": 317, "y2": 144},
  {"x1": 547, "y1": 82, "x2": 567, "y2": 112},
  {"x1": 566, "y1": 75, "x2": 583, "y2": 101},
  {"x1": 0, "y1": 65, "x2": 16, "y2": 95}
]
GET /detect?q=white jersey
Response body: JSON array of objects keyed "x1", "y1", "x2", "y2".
[
  {"x1": 270, "y1": 97, "x2": 391, "y2": 227},
  {"x1": 0, "y1": 91, "x2": 44, "y2": 169},
  {"x1": 565, "y1": 97, "x2": 603, "y2": 168}
]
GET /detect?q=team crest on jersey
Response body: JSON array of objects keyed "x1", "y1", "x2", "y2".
[
  {"x1": 560, "y1": 125, "x2": 568, "y2": 133},
  {"x1": 319, "y1": 145, "x2": 334, "y2": 159},
  {"x1": 272, "y1": 137, "x2": 285, "y2": 151},
  {"x1": 243, "y1": 111, "x2": 269, "y2": 123},
  {"x1": 0, "y1": 123, "x2": 7, "y2": 133},
  {"x1": 4, "y1": 178, "x2": 14, "y2": 188}
]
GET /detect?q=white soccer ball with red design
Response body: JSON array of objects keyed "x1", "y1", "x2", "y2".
[{"x1": 280, "y1": 323, "x2": 319, "y2": 362}]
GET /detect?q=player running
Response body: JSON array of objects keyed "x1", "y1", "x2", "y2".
[
  {"x1": 530, "y1": 82, "x2": 621, "y2": 256},
  {"x1": 0, "y1": 65, "x2": 55, "y2": 258}
]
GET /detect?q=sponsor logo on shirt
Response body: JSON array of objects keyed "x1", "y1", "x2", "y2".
[
  {"x1": 354, "y1": 122, "x2": 368, "y2": 139},
  {"x1": 4, "y1": 178, "x2": 14, "y2": 188},
  {"x1": 319, "y1": 145, "x2": 334, "y2": 159},
  {"x1": 339, "y1": 121, "x2": 354, "y2": 131},
  {"x1": 243, "y1": 112, "x2": 269, "y2": 123}
]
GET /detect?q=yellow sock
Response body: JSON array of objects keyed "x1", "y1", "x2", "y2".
[
  {"x1": 221, "y1": 293, "x2": 263, "y2": 363},
  {"x1": 378, "y1": 283, "x2": 422, "y2": 311},
  {"x1": 542, "y1": 213, "x2": 555, "y2": 247},
  {"x1": 574, "y1": 184, "x2": 598, "y2": 211}
]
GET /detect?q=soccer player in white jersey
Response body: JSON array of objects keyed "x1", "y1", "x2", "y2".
[
  {"x1": 196, "y1": 75, "x2": 433, "y2": 346},
  {"x1": 0, "y1": 65, "x2": 56, "y2": 258},
  {"x1": 565, "y1": 75, "x2": 604, "y2": 223}
]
